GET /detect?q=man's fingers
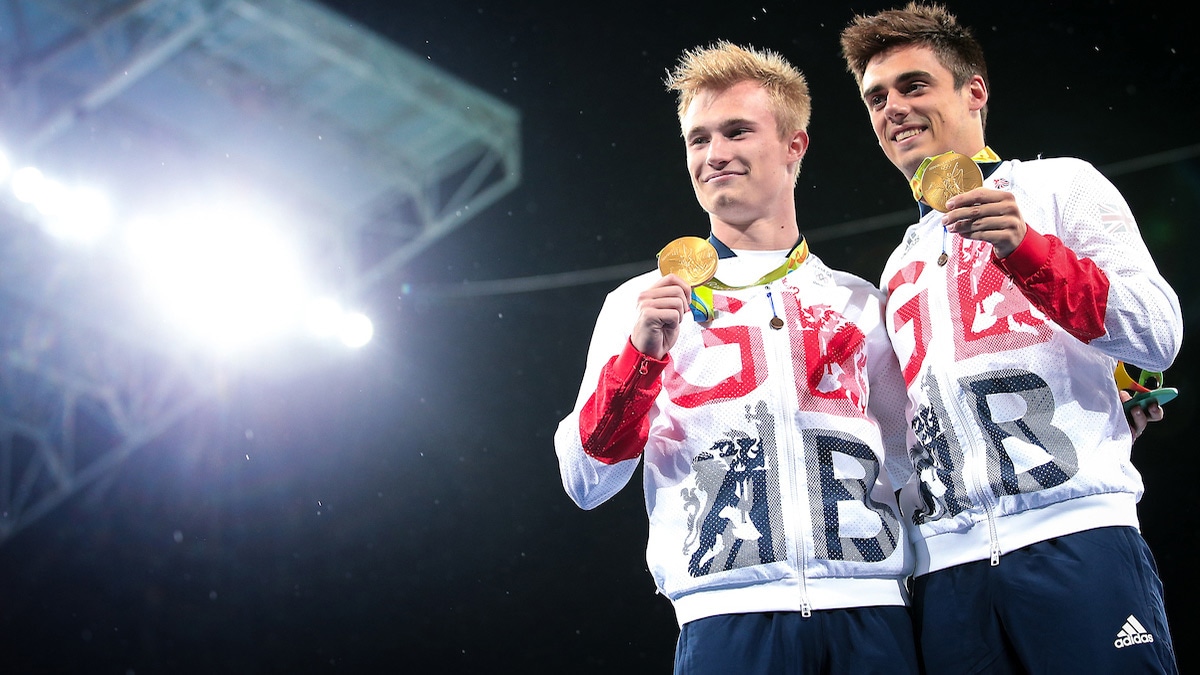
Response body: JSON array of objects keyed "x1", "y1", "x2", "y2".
[
  {"x1": 656, "y1": 273, "x2": 693, "y2": 295},
  {"x1": 1128, "y1": 403, "x2": 1148, "y2": 440},
  {"x1": 1122, "y1": 393, "x2": 1167, "y2": 441},
  {"x1": 1145, "y1": 401, "x2": 1164, "y2": 422},
  {"x1": 638, "y1": 275, "x2": 693, "y2": 317},
  {"x1": 638, "y1": 293, "x2": 690, "y2": 317}
]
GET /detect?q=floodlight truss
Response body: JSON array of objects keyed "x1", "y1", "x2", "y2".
[
  {"x1": 0, "y1": 287, "x2": 214, "y2": 545},
  {"x1": 0, "y1": 0, "x2": 520, "y2": 545}
]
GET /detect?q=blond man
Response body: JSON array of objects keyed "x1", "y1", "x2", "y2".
[{"x1": 555, "y1": 42, "x2": 918, "y2": 673}]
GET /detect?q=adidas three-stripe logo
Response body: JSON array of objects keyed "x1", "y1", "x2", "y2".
[{"x1": 1114, "y1": 615, "x2": 1156, "y2": 648}]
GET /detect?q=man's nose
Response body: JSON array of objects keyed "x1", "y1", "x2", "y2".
[
  {"x1": 707, "y1": 135, "x2": 732, "y2": 165},
  {"x1": 883, "y1": 91, "x2": 909, "y2": 120}
]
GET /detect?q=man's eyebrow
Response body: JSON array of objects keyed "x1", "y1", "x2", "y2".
[
  {"x1": 862, "y1": 69, "x2": 934, "y2": 99},
  {"x1": 862, "y1": 83, "x2": 885, "y2": 100},
  {"x1": 686, "y1": 117, "x2": 757, "y2": 137}
]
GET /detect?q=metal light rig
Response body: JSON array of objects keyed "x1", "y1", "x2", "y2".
[{"x1": 0, "y1": 0, "x2": 521, "y2": 545}]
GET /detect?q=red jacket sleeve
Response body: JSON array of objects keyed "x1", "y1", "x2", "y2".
[
  {"x1": 992, "y1": 228, "x2": 1109, "y2": 342},
  {"x1": 578, "y1": 339, "x2": 668, "y2": 464}
]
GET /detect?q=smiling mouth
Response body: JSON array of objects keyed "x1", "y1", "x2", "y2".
[
  {"x1": 894, "y1": 127, "x2": 925, "y2": 142},
  {"x1": 704, "y1": 171, "x2": 742, "y2": 183}
]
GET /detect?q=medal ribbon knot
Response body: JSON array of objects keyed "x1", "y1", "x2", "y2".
[{"x1": 690, "y1": 237, "x2": 809, "y2": 321}]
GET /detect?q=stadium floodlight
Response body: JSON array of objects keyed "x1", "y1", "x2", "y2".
[
  {"x1": 10, "y1": 166, "x2": 49, "y2": 205},
  {"x1": 3, "y1": 165, "x2": 375, "y2": 354}
]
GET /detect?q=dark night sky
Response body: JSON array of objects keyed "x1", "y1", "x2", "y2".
[{"x1": 1, "y1": 2, "x2": 1198, "y2": 673}]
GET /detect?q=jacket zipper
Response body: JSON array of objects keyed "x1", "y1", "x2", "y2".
[
  {"x1": 770, "y1": 280, "x2": 812, "y2": 617},
  {"x1": 932, "y1": 232, "x2": 1003, "y2": 566},
  {"x1": 944, "y1": 374, "x2": 1002, "y2": 565}
]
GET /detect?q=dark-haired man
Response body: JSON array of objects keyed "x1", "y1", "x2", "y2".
[{"x1": 840, "y1": 4, "x2": 1182, "y2": 673}]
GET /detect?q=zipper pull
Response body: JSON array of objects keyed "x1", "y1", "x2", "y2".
[
  {"x1": 990, "y1": 545, "x2": 1001, "y2": 566},
  {"x1": 800, "y1": 601, "x2": 812, "y2": 618},
  {"x1": 766, "y1": 287, "x2": 784, "y2": 329}
]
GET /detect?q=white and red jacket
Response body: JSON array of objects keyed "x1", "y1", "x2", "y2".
[
  {"x1": 884, "y1": 156, "x2": 1183, "y2": 575},
  {"x1": 554, "y1": 244, "x2": 914, "y2": 626}
]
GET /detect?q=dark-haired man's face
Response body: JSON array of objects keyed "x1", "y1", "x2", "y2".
[{"x1": 859, "y1": 45, "x2": 986, "y2": 178}]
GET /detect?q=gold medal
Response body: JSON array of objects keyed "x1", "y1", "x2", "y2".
[
  {"x1": 919, "y1": 152, "x2": 984, "y2": 213},
  {"x1": 937, "y1": 252, "x2": 949, "y2": 266},
  {"x1": 658, "y1": 236, "x2": 718, "y2": 287}
]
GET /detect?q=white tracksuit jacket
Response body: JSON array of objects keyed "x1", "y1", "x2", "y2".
[
  {"x1": 555, "y1": 246, "x2": 914, "y2": 626},
  {"x1": 883, "y1": 156, "x2": 1183, "y2": 575}
]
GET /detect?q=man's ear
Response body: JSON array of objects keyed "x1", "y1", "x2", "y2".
[
  {"x1": 965, "y1": 74, "x2": 988, "y2": 113},
  {"x1": 788, "y1": 129, "x2": 810, "y2": 164}
]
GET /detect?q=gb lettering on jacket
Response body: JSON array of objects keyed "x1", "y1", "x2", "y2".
[
  {"x1": 665, "y1": 285, "x2": 899, "y2": 576},
  {"x1": 887, "y1": 237, "x2": 1078, "y2": 525}
]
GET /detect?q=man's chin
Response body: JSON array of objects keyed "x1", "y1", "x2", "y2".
[
  {"x1": 887, "y1": 147, "x2": 925, "y2": 177},
  {"x1": 892, "y1": 157, "x2": 928, "y2": 181},
  {"x1": 705, "y1": 193, "x2": 742, "y2": 212}
]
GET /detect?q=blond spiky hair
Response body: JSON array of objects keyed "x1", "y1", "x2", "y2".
[{"x1": 664, "y1": 40, "x2": 811, "y2": 139}]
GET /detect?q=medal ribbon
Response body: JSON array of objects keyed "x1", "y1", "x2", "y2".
[
  {"x1": 909, "y1": 146, "x2": 1001, "y2": 202},
  {"x1": 689, "y1": 238, "x2": 809, "y2": 321}
]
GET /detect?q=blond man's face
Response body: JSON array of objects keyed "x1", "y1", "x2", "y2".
[{"x1": 681, "y1": 81, "x2": 807, "y2": 227}]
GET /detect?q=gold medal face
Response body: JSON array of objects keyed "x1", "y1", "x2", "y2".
[
  {"x1": 920, "y1": 152, "x2": 984, "y2": 213},
  {"x1": 658, "y1": 236, "x2": 718, "y2": 286}
]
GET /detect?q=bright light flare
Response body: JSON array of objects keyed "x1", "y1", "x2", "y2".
[
  {"x1": 9, "y1": 166, "x2": 112, "y2": 243},
  {"x1": 11, "y1": 166, "x2": 48, "y2": 204},
  {"x1": 338, "y1": 311, "x2": 374, "y2": 349},
  {"x1": 126, "y1": 209, "x2": 310, "y2": 350},
  {"x1": 304, "y1": 297, "x2": 343, "y2": 339},
  {"x1": 304, "y1": 297, "x2": 374, "y2": 348},
  {"x1": 41, "y1": 186, "x2": 113, "y2": 243}
]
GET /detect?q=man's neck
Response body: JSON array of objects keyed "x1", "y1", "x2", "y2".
[{"x1": 710, "y1": 216, "x2": 801, "y2": 251}]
